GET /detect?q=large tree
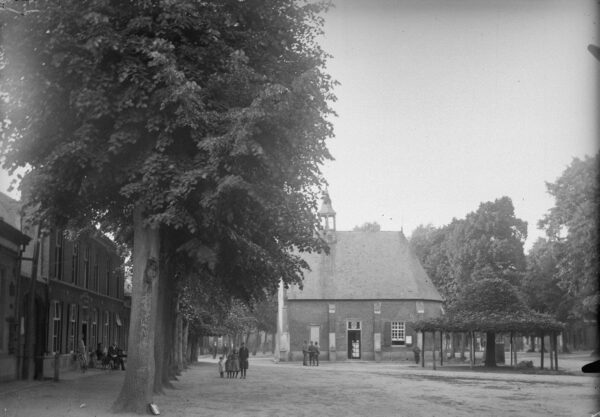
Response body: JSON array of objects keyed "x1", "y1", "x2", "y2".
[
  {"x1": 1, "y1": 0, "x2": 335, "y2": 412},
  {"x1": 538, "y1": 154, "x2": 599, "y2": 323}
]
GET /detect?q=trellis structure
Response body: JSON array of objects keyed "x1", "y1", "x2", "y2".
[{"x1": 413, "y1": 312, "x2": 564, "y2": 370}]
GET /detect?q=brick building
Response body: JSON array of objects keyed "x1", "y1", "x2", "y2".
[
  {"x1": 277, "y1": 193, "x2": 443, "y2": 362},
  {"x1": 0, "y1": 194, "x2": 30, "y2": 381},
  {"x1": 0, "y1": 192, "x2": 130, "y2": 380}
]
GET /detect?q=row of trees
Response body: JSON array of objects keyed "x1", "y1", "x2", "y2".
[
  {"x1": 410, "y1": 154, "x2": 599, "y2": 353},
  {"x1": 1, "y1": 0, "x2": 335, "y2": 413}
]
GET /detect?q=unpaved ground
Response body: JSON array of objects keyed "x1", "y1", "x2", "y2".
[{"x1": 0, "y1": 354, "x2": 598, "y2": 417}]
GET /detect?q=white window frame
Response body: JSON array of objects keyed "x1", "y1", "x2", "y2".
[
  {"x1": 52, "y1": 301, "x2": 62, "y2": 353},
  {"x1": 68, "y1": 304, "x2": 77, "y2": 352},
  {"x1": 391, "y1": 321, "x2": 405, "y2": 346}
]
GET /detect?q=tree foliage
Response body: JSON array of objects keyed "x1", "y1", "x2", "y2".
[
  {"x1": 352, "y1": 221, "x2": 381, "y2": 232},
  {"x1": 1, "y1": 0, "x2": 336, "y2": 299},
  {"x1": 537, "y1": 154, "x2": 599, "y2": 319},
  {"x1": 410, "y1": 197, "x2": 527, "y2": 308}
]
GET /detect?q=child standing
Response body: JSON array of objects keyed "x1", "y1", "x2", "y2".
[
  {"x1": 218, "y1": 356, "x2": 224, "y2": 378},
  {"x1": 225, "y1": 355, "x2": 232, "y2": 378}
]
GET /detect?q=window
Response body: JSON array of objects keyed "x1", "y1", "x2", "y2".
[
  {"x1": 54, "y1": 231, "x2": 63, "y2": 280},
  {"x1": 103, "y1": 311, "x2": 110, "y2": 346},
  {"x1": 347, "y1": 321, "x2": 360, "y2": 330},
  {"x1": 68, "y1": 304, "x2": 77, "y2": 352},
  {"x1": 52, "y1": 301, "x2": 62, "y2": 353},
  {"x1": 71, "y1": 242, "x2": 79, "y2": 284},
  {"x1": 106, "y1": 259, "x2": 111, "y2": 296},
  {"x1": 83, "y1": 246, "x2": 90, "y2": 289},
  {"x1": 93, "y1": 251, "x2": 99, "y2": 292},
  {"x1": 90, "y1": 309, "x2": 98, "y2": 352},
  {"x1": 391, "y1": 322, "x2": 405, "y2": 346}
]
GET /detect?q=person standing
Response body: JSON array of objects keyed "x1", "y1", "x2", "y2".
[
  {"x1": 231, "y1": 348, "x2": 240, "y2": 378},
  {"x1": 218, "y1": 356, "x2": 225, "y2": 378},
  {"x1": 238, "y1": 342, "x2": 249, "y2": 379},
  {"x1": 302, "y1": 340, "x2": 309, "y2": 366},
  {"x1": 308, "y1": 341, "x2": 316, "y2": 366},
  {"x1": 78, "y1": 337, "x2": 88, "y2": 372},
  {"x1": 314, "y1": 341, "x2": 320, "y2": 366}
]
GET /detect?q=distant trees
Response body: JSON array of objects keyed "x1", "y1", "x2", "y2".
[
  {"x1": 410, "y1": 196, "x2": 527, "y2": 308},
  {"x1": 353, "y1": 221, "x2": 381, "y2": 232},
  {"x1": 410, "y1": 197, "x2": 528, "y2": 364}
]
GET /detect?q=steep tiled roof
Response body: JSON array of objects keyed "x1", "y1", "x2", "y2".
[{"x1": 288, "y1": 231, "x2": 442, "y2": 301}]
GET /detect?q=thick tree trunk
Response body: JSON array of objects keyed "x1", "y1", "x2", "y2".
[
  {"x1": 24, "y1": 235, "x2": 40, "y2": 380},
  {"x1": 484, "y1": 332, "x2": 497, "y2": 367},
  {"x1": 162, "y1": 278, "x2": 177, "y2": 386},
  {"x1": 113, "y1": 207, "x2": 160, "y2": 413},
  {"x1": 182, "y1": 320, "x2": 189, "y2": 368},
  {"x1": 175, "y1": 301, "x2": 183, "y2": 374},
  {"x1": 153, "y1": 238, "x2": 172, "y2": 395}
]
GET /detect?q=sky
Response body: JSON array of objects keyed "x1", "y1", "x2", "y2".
[{"x1": 317, "y1": 0, "x2": 599, "y2": 250}]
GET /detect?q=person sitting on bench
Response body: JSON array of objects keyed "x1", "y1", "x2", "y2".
[{"x1": 108, "y1": 342, "x2": 126, "y2": 370}]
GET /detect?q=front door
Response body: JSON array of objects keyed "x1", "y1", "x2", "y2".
[{"x1": 347, "y1": 330, "x2": 361, "y2": 359}]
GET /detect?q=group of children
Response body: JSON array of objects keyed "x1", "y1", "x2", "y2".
[{"x1": 217, "y1": 342, "x2": 249, "y2": 379}]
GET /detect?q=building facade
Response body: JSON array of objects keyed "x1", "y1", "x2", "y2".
[
  {"x1": 277, "y1": 194, "x2": 444, "y2": 362},
  {"x1": 0, "y1": 192, "x2": 130, "y2": 381},
  {"x1": 0, "y1": 194, "x2": 30, "y2": 381}
]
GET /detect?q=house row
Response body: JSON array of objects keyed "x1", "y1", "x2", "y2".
[{"x1": 0, "y1": 192, "x2": 129, "y2": 381}]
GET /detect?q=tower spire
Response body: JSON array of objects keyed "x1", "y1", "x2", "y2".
[{"x1": 318, "y1": 190, "x2": 336, "y2": 241}]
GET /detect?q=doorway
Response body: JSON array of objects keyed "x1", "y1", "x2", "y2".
[{"x1": 347, "y1": 330, "x2": 361, "y2": 359}]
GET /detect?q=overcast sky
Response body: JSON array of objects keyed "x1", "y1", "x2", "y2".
[{"x1": 318, "y1": 0, "x2": 599, "y2": 250}]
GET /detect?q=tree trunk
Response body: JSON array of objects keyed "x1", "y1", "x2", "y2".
[
  {"x1": 113, "y1": 206, "x2": 160, "y2": 413},
  {"x1": 175, "y1": 301, "x2": 183, "y2": 374},
  {"x1": 163, "y1": 279, "x2": 177, "y2": 385},
  {"x1": 153, "y1": 237, "x2": 174, "y2": 394},
  {"x1": 460, "y1": 333, "x2": 466, "y2": 360},
  {"x1": 484, "y1": 332, "x2": 497, "y2": 367},
  {"x1": 182, "y1": 319, "x2": 189, "y2": 368}
]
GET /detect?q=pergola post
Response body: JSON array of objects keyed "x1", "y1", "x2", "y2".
[
  {"x1": 440, "y1": 331, "x2": 444, "y2": 367},
  {"x1": 553, "y1": 332, "x2": 559, "y2": 370},
  {"x1": 540, "y1": 332, "x2": 545, "y2": 370},
  {"x1": 469, "y1": 331, "x2": 474, "y2": 369},
  {"x1": 510, "y1": 332, "x2": 513, "y2": 367},
  {"x1": 421, "y1": 331, "x2": 425, "y2": 368},
  {"x1": 432, "y1": 331, "x2": 436, "y2": 370}
]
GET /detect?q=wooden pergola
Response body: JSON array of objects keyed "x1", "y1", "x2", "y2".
[{"x1": 413, "y1": 312, "x2": 565, "y2": 371}]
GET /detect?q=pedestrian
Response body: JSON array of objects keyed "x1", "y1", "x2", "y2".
[
  {"x1": 302, "y1": 340, "x2": 309, "y2": 366},
  {"x1": 238, "y1": 342, "x2": 249, "y2": 379},
  {"x1": 314, "y1": 341, "x2": 320, "y2": 366},
  {"x1": 225, "y1": 354, "x2": 232, "y2": 378},
  {"x1": 213, "y1": 342, "x2": 218, "y2": 359},
  {"x1": 231, "y1": 348, "x2": 240, "y2": 378},
  {"x1": 78, "y1": 337, "x2": 88, "y2": 372},
  {"x1": 218, "y1": 356, "x2": 225, "y2": 378},
  {"x1": 308, "y1": 341, "x2": 316, "y2": 366}
]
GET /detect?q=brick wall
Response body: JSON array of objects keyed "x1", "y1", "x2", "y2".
[{"x1": 287, "y1": 299, "x2": 442, "y2": 361}]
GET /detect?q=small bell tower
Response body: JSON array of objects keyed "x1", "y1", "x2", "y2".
[{"x1": 318, "y1": 191, "x2": 336, "y2": 242}]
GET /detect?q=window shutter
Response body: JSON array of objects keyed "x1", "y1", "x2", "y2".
[{"x1": 383, "y1": 321, "x2": 391, "y2": 347}]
